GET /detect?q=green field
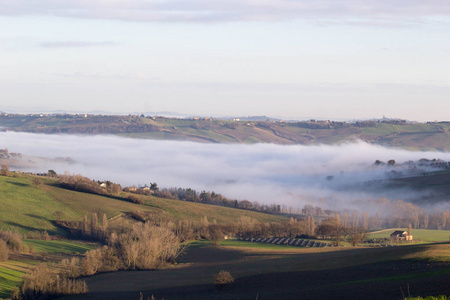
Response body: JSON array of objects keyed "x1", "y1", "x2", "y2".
[
  {"x1": 368, "y1": 229, "x2": 450, "y2": 243},
  {"x1": 0, "y1": 261, "x2": 29, "y2": 298},
  {"x1": 3, "y1": 170, "x2": 450, "y2": 299},
  {"x1": 23, "y1": 239, "x2": 95, "y2": 254},
  {"x1": 2, "y1": 114, "x2": 450, "y2": 150},
  {"x1": 0, "y1": 174, "x2": 286, "y2": 234},
  {"x1": 0, "y1": 176, "x2": 80, "y2": 234},
  {"x1": 0, "y1": 239, "x2": 95, "y2": 298},
  {"x1": 0, "y1": 173, "x2": 287, "y2": 298}
]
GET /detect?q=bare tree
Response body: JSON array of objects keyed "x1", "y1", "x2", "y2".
[
  {"x1": 102, "y1": 214, "x2": 108, "y2": 233},
  {"x1": 82, "y1": 215, "x2": 88, "y2": 237},
  {"x1": 423, "y1": 213, "x2": 429, "y2": 229},
  {"x1": 21, "y1": 263, "x2": 88, "y2": 299},
  {"x1": 208, "y1": 224, "x2": 224, "y2": 245},
  {"x1": 0, "y1": 164, "x2": 9, "y2": 176},
  {"x1": 32, "y1": 178, "x2": 42, "y2": 187},
  {"x1": 0, "y1": 239, "x2": 9, "y2": 261},
  {"x1": 307, "y1": 216, "x2": 315, "y2": 236},
  {"x1": 348, "y1": 227, "x2": 367, "y2": 246},
  {"x1": 352, "y1": 211, "x2": 359, "y2": 228},
  {"x1": 442, "y1": 211, "x2": 450, "y2": 230},
  {"x1": 362, "y1": 212, "x2": 369, "y2": 230},
  {"x1": 90, "y1": 213, "x2": 98, "y2": 238},
  {"x1": 115, "y1": 223, "x2": 181, "y2": 270},
  {"x1": 342, "y1": 212, "x2": 349, "y2": 228}
]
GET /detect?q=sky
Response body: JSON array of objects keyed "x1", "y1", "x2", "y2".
[{"x1": 1, "y1": 1, "x2": 450, "y2": 121}]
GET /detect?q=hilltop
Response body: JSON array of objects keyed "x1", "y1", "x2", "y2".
[{"x1": 1, "y1": 113, "x2": 450, "y2": 150}]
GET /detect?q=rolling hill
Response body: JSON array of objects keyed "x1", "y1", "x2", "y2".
[
  {"x1": 2, "y1": 173, "x2": 450, "y2": 300},
  {"x1": 1, "y1": 114, "x2": 450, "y2": 150},
  {"x1": 0, "y1": 174, "x2": 286, "y2": 235}
]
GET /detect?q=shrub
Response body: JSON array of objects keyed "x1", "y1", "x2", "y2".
[
  {"x1": 21, "y1": 264, "x2": 88, "y2": 299},
  {"x1": 80, "y1": 246, "x2": 121, "y2": 276},
  {"x1": 60, "y1": 257, "x2": 81, "y2": 279},
  {"x1": 127, "y1": 195, "x2": 144, "y2": 205},
  {"x1": 32, "y1": 178, "x2": 42, "y2": 187},
  {"x1": 115, "y1": 223, "x2": 181, "y2": 270},
  {"x1": 213, "y1": 270, "x2": 234, "y2": 290},
  {"x1": 1, "y1": 164, "x2": 9, "y2": 176},
  {"x1": 10, "y1": 287, "x2": 21, "y2": 300},
  {"x1": 25, "y1": 230, "x2": 51, "y2": 240},
  {"x1": 129, "y1": 211, "x2": 146, "y2": 222},
  {"x1": 0, "y1": 239, "x2": 9, "y2": 261},
  {"x1": 0, "y1": 231, "x2": 23, "y2": 251}
]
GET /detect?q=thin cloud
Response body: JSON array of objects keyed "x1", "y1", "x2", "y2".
[
  {"x1": 0, "y1": 1, "x2": 449, "y2": 24},
  {"x1": 40, "y1": 41, "x2": 119, "y2": 48},
  {"x1": 50, "y1": 71, "x2": 160, "y2": 81}
]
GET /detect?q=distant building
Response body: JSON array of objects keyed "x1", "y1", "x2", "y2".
[{"x1": 390, "y1": 230, "x2": 413, "y2": 241}]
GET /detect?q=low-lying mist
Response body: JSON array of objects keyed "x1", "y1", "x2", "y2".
[{"x1": 2, "y1": 131, "x2": 450, "y2": 212}]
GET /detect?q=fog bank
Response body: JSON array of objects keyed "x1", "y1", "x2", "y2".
[{"x1": 2, "y1": 131, "x2": 450, "y2": 210}]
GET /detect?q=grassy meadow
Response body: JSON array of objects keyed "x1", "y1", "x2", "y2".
[
  {"x1": 0, "y1": 173, "x2": 286, "y2": 298},
  {"x1": 0, "y1": 239, "x2": 95, "y2": 298},
  {"x1": 0, "y1": 174, "x2": 286, "y2": 235},
  {"x1": 0, "y1": 261, "x2": 29, "y2": 299},
  {"x1": 23, "y1": 239, "x2": 95, "y2": 254}
]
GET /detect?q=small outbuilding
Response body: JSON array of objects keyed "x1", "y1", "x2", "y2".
[{"x1": 390, "y1": 230, "x2": 413, "y2": 241}]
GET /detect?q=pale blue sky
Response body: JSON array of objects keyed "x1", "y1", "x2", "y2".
[{"x1": 1, "y1": 1, "x2": 449, "y2": 121}]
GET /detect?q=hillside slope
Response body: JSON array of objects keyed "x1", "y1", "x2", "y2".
[
  {"x1": 0, "y1": 174, "x2": 285, "y2": 234},
  {"x1": 1, "y1": 114, "x2": 450, "y2": 150}
]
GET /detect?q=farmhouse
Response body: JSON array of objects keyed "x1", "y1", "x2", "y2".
[{"x1": 390, "y1": 230, "x2": 413, "y2": 241}]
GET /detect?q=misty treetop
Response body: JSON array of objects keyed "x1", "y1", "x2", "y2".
[{"x1": 30, "y1": 170, "x2": 450, "y2": 232}]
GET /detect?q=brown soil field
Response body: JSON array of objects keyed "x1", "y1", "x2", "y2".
[{"x1": 66, "y1": 242, "x2": 450, "y2": 300}]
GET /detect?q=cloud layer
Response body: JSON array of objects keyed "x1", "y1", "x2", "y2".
[
  {"x1": 2, "y1": 131, "x2": 450, "y2": 211},
  {"x1": 1, "y1": 1, "x2": 449, "y2": 23},
  {"x1": 40, "y1": 41, "x2": 119, "y2": 48}
]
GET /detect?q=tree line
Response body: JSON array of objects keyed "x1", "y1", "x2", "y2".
[{"x1": 40, "y1": 172, "x2": 450, "y2": 231}]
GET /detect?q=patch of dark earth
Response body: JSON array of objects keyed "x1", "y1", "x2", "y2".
[{"x1": 65, "y1": 260, "x2": 450, "y2": 300}]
